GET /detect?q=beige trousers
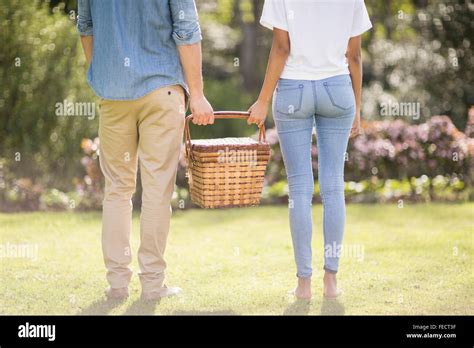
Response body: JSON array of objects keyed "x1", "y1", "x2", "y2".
[{"x1": 98, "y1": 85, "x2": 185, "y2": 292}]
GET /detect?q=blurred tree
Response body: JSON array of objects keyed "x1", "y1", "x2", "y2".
[
  {"x1": 412, "y1": 0, "x2": 473, "y2": 128},
  {"x1": 233, "y1": 0, "x2": 264, "y2": 92},
  {"x1": 2, "y1": 0, "x2": 469, "y2": 201},
  {"x1": 0, "y1": 0, "x2": 95, "y2": 191},
  {"x1": 361, "y1": 0, "x2": 472, "y2": 129}
]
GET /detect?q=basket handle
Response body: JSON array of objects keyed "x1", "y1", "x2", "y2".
[{"x1": 184, "y1": 111, "x2": 267, "y2": 162}]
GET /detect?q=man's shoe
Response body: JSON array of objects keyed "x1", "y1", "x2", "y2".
[
  {"x1": 105, "y1": 286, "x2": 129, "y2": 300},
  {"x1": 141, "y1": 285, "x2": 182, "y2": 301}
]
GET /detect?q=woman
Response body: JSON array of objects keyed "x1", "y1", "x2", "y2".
[{"x1": 248, "y1": 0, "x2": 372, "y2": 300}]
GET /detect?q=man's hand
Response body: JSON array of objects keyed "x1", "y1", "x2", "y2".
[
  {"x1": 247, "y1": 99, "x2": 269, "y2": 127},
  {"x1": 190, "y1": 94, "x2": 214, "y2": 125},
  {"x1": 350, "y1": 111, "x2": 361, "y2": 138},
  {"x1": 176, "y1": 42, "x2": 214, "y2": 126}
]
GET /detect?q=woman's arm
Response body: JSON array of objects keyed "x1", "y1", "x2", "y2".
[
  {"x1": 346, "y1": 35, "x2": 363, "y2": 137},
  {"x1": 248, "y1": 28, "x2": 290, "y2": 126}
]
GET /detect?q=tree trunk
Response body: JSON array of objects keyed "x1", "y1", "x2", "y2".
[{"x1": 235, "y1": 0, "x2": 259, "y2": 92}]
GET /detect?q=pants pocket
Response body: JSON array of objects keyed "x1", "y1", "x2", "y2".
[
  {"x1": 274, "y1": 82, "x2": 304, "y2": 118},
  {"x1": 98, "y1": 98, "x2": 105, "y2": 109},
  {"x1": 323, "y1": 80, "x2": 354, "y2": 110}
]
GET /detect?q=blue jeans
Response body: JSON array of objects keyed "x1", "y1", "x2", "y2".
[{"x1": 273, "y1": 74, "x2": 355, "y2": 278}]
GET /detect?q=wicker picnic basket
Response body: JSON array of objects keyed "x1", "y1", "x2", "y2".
[{"x1": 184, "y1": 111, "x2": 271, "y2": 208}]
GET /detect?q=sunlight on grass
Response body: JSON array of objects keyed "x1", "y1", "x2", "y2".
[{"x1": 0, "y1": 203, "x2": 472, "y2": 315}]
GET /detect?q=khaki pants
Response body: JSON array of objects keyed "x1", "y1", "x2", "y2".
[{"x1": 98, "y1": 85, "x2": 185, "y2": 292}]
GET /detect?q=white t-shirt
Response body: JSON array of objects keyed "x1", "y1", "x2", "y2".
[{"x1": 260, "y1": 0, "x2": 372, "y2": 80}]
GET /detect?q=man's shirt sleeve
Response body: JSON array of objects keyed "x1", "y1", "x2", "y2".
[
  {"x1": 169, "y1": 0, "x2": 202, "y2": 46},
  {"x1": 77, "y1": 0, "x2": 93, "y2": 36}
]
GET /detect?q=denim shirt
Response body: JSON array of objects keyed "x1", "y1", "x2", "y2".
[{"x1": 77, "y1": 0, "x2": 201, "y2": 100}]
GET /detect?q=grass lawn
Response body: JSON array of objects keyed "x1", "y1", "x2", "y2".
[{"x1": 0, "y1": 203, "x2": 472, "y2": 315}]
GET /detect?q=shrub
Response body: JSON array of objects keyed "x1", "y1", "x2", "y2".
[
  {"x1": 259, "y1": 115, "x2": 473, "y2": 201},
  {"x1": 0, "y1": 0, "x2": 96, "y2": 191},
  {"x1": 74, "y1": 137, "x2": 103, "y2": 210},
  {"x1": 40, "y1": 188, "x2": 70, "y2": 211}
]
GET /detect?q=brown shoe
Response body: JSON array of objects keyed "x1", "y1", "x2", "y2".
[
  {"x1": 141, "y1": 285, "x2": 182, "y2": 301},
  {"x1": 105, "y1": 286, "x2": 129, "y2": 300}
]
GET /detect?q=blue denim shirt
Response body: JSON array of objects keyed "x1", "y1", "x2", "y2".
[{"x1": 77, "y1": 0, "x2": 201, "y2": 100}]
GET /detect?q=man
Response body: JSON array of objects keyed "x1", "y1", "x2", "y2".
[{"x1": 77, "y1": 0, "x2": 214, "y2": 301}]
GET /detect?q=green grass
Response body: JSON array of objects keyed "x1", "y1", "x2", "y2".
[{"x1": 0, "y1": 203, "x2": 472, "y2": 315}]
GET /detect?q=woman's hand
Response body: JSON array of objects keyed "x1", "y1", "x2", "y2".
[
  {"x1": 350, "y1": 111, "x2": 361, "y2": 138},
  {"x1": 247, "y1": 99, "x2": 269, "y2": 127}
]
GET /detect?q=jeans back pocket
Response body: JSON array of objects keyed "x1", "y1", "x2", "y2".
[
  {"x1": 323, "y1": 80, "x2": 354, "y2": 110},
  {"x1": 275, "y1": 84, "x2": 304, "y2": 116}
]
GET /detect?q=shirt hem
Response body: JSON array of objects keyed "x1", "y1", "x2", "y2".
[
  {"x1": 87, "y1": 79, "x2": 189, "y2": 101},
  {"x1": 280, "y1": 68, "x2": 350, "y2": 81},
  {"x1": 260, "y1": 17, "x2": 288, "y2": 31},
  {"x1": 351, "y1": 23, "x2": 373, "y2": 38}
]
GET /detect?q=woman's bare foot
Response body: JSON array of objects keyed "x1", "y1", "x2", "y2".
[
  {"x1": 293, "y1": 277, "x2": 312, "y2": 300},
  {"x1": 323, "y1": 271, "x2": 342, "y2": 299}
]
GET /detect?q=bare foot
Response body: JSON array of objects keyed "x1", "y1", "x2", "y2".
[
  {"x1": 323, "y1": 271, "x2": 342, "y2": 299},
  {"x1": 292, "y1": 277, "x2": 312, "y2": 300}
]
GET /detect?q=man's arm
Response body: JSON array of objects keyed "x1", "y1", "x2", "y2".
[
  {"x1": 346, "y1": 35, "x2": 363, "y2": 138},
  {"x1": 170, "y1": 0, "x2": 213, "y2": 125},
  {"x1": 177, "y1": 43, "x2": 213, "y2": 125},
  {"x1": 80, "y1": 36, "x2": 93, "y2": 65},
  {"x1": 248, "y1": 28, "x2": 290, "y2": 126},
  {"x1": 77, "y1": 0, "x2": 93, "y2": 65}
]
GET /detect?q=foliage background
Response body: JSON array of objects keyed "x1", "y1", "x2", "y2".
[{"x1": 0, "y1": 0, "x2": 473, "y2": 211}]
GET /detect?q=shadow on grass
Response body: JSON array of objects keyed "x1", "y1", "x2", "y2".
[
  {"x1": 283, "y1": 300, "x2": 311, "y2": 315},
  {"x1": 123, "y1": 299, "x2": 161, "y2": 315},
  {"x1": 79, "y1": 297, "x2": 126, "y2": 315},
  {"x1": 80, "y1": 298, "x2": 235, "y2": 316},
  {"x1": 320, "y1": 297, "x2": 345, "y2": 315},
  {"x1": 171, "y1": 310, "x2": 236, "y2": 315},
  {"x1": 79, "y1": 297, "x2": 161, "y2": 315}
]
